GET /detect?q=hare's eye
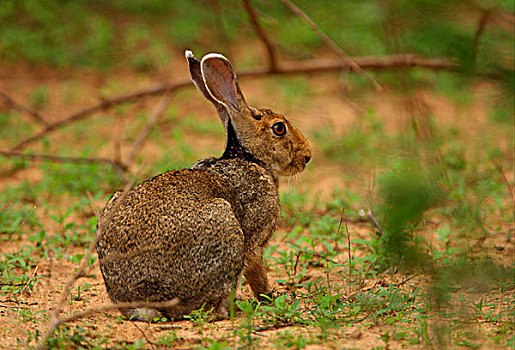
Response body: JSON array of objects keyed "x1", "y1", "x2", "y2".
[{"x1": 272, "y1": 122, "x2": 287, "y2": 136}]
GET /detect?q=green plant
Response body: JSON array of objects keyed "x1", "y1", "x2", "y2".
[
  {"x1": 156, "y1": 331, "x2": 180, "y2": 347},
  {"x1": 235, "y1": 298, "x2": 261, "y2": 349},
  {"x1": 185, "y1": 304, "x2": 216, "y2": 346},
  {"x1": 29, "y1": 86, "x2": 49, "y2": 110}
]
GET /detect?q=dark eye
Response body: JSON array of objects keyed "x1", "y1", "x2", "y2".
[{"x1": 272, "y1": 122, "x2": 287, "y2": 136}]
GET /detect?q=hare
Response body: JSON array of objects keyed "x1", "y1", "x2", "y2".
[{"x1": 96, "y1": 50, "x2": 311, "y2": 321}]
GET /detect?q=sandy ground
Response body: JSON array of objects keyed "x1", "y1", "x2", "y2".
[{"x1": 0, "y1": 56, "x2": 513, "y2": 349}]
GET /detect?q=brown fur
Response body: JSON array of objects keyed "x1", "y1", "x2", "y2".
[{"x1": 96, "y1": 51, "x2": 311, "y2": 321}]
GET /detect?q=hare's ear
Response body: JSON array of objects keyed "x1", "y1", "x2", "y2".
[
  {"x1": 185, "y1": 50, "x2": 230, "y2": 127},
  {"x1": 200, "y1": 53, "x2": 248, "y2": 113}
]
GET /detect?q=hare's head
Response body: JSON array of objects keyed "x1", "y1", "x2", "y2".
[{"x1": 186, "y1": 51, "x2": 311, "y2": 176}]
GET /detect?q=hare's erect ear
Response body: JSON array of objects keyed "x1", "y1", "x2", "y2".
[
  {"x1": 201, "y1": 53, "x2": 248, "y2": 113},
  {"x1": 185, "y1": 50, "x2": 230, "y2": 127}
]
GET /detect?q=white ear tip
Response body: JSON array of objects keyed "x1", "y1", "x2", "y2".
[
  {"x1": 185, "y1": 50, "x2": 194, "y2": 59},
  {"x1": 201, "y1": 53, "x2": 230, "y2": 63}
]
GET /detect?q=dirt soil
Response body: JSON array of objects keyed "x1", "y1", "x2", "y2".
[{"x1": 0, "y1": 56, "x2": 513, "y2": 349}]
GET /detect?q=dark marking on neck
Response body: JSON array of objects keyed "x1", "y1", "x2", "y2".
[{"x1": 220, "y1": 120, "x2": 263, "y2": 166}]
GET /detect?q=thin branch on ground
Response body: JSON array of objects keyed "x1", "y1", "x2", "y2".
[
  {"x1": 277, "y1": 0, "x2": 383, "y2": 91},
  {"x1": 124, "y1": 94, "x2": 172, "y2": 168},
  {"x1": 255, "y1": 322, "x2": 294, "y2": 332},
  {"x1": 20, "y1": 266, "x2": 39, "y2": 295},
  {"x1": 11, "y1": 80, "x2": 190, "y2": 151},
  {"x1": 50, "y1": 299, "x2": 180, "y2": 330},
  {"x1": 0, "y1": 91, "x2": 50, "y2": 126},
  {"x1": 0, "y1": 150, "x2": 127, "y2": 181},
  {"x1": 292, "y1": 248, "x2": 339, "y2": 280},
  {"x1": 0, "y1": 304, "x2": 30, "y2": 309},
  {"x1": 394, "y1": 275, "x2": 417, "y2": 287},
  {"x1": 242, "y1": 0, "x2": 279, "y2": 71},
  {"x1": 345, "y1": 223, "x2": 353, "y2": 296},
  {"x1": 85, "y1": 191, "x2": 101, "y2": 219},
  {"x1": 252, "y1": 330, "x2": 269, "y2": 337},
  {"x1": 38, "y1": 168, "x2": 143, "y2": 350},
  {"x1": 292, "y1": 250, "x2": 303, "y2": 278},
  {"x1": 334, "y1": 209, "x2": 346, "y2": 254},
  {"x1": 0, "y1": 207, "x2": 36, "y2": 256},
  {"x1": 0, "y1": 299, "x2": 38, "y2": 305},
  {"x1": 326, "y1": 261, "x2": 331, "y2": 290},
  {"x1": 11, "y1": 55, "x2": 456, "y2": 152},
  {"x1": 132, "y1": 322, "x2": 157, "y2": 350}
]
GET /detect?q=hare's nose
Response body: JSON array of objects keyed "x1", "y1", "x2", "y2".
[{"x1": 304, "y1": 156, "x2": 311, "y2": 164}]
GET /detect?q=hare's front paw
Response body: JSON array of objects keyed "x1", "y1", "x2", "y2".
[{"x1": 244, "y1": 248, "x2": 271, "y2": 300}]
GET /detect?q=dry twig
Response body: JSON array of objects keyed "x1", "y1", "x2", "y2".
[
  {"x1": 277, "y1": 0, "x2": 383, "y2": 91},
  {"x1": 0, "y1": 91, "x2": 49, "y2": 126},
  {"x1": 85, "y1": 191, "x2": 101, "y2": 219},
  {"x1": 124, "y1": 94, "x2": 172, "y2": 168},
  {"x1": 291, "y1": 248, "x2": 338, "y2": 278},
  {"x1": 10, "y1": 55, "x2": 456, "y2": 152},
  {"x1": 11, "y1": 80, "x2": 190, "y2": 151},
  {"x1": 0, "y1": 207, "x2": 36, "y2": 256},
  {"x1": 242, "y1": 0, "x2": 279, "y2": 71},
  {"x1": 345, "y1": 223, "x2": 353, "y2": 295},
  {"x1": 37, "y1": 167, "x2": 143, "y2": 349},
  {"x1": 132, "y1": 322, "x2": 157, "y2": 350},
  {"x1": 20, "y1": 266, "x2": 39, "y2": 295},
  {"x1": 51, "y1": 299, "x2": 179, "y2": 329}
]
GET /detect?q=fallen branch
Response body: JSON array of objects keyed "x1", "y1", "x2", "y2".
[
  {"x1": 0, "y1": 299, "x2": 38, "y2": 305},
  {"x1": 12, "y1": 80, "x2": 190, "y2": 151},
  {"x1": 53, "y1": 299, "x2": 179, "y2": 329},
  {"x1": 0, "y1": 91, "x2": 49, "y2": 126},
  {"x1": 0, "y1": 207, "x2": 36, "y2": 256},
  {"x1": 0, "y1": 150, "x2": 127, "y2": 181},
  {"x1": 132, "y1": 322, "x2": 157, "y2": 350},
  {"x1": 0, "y1": 304, "x2": 30, "y2": 309},
  {"x1": 345, "y1": 223, "x2": 353, "y2": 296},
  {"x1": 12, "y1": 55, "x2": 457, "y2": 152},
  {"x1": 38, "y1": 169, "x2": 143, "y2": 350},
  {"x1": 278, "y1": 0, "x2": 382, "y2": 91},
  {"x1": 20, "y1": 265, "x2": 39, "y2": 295}
]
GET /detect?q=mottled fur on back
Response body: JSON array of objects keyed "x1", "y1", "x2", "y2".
[{"x1": 96, "y1": 51, "x2": 311, "y2": 321}]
